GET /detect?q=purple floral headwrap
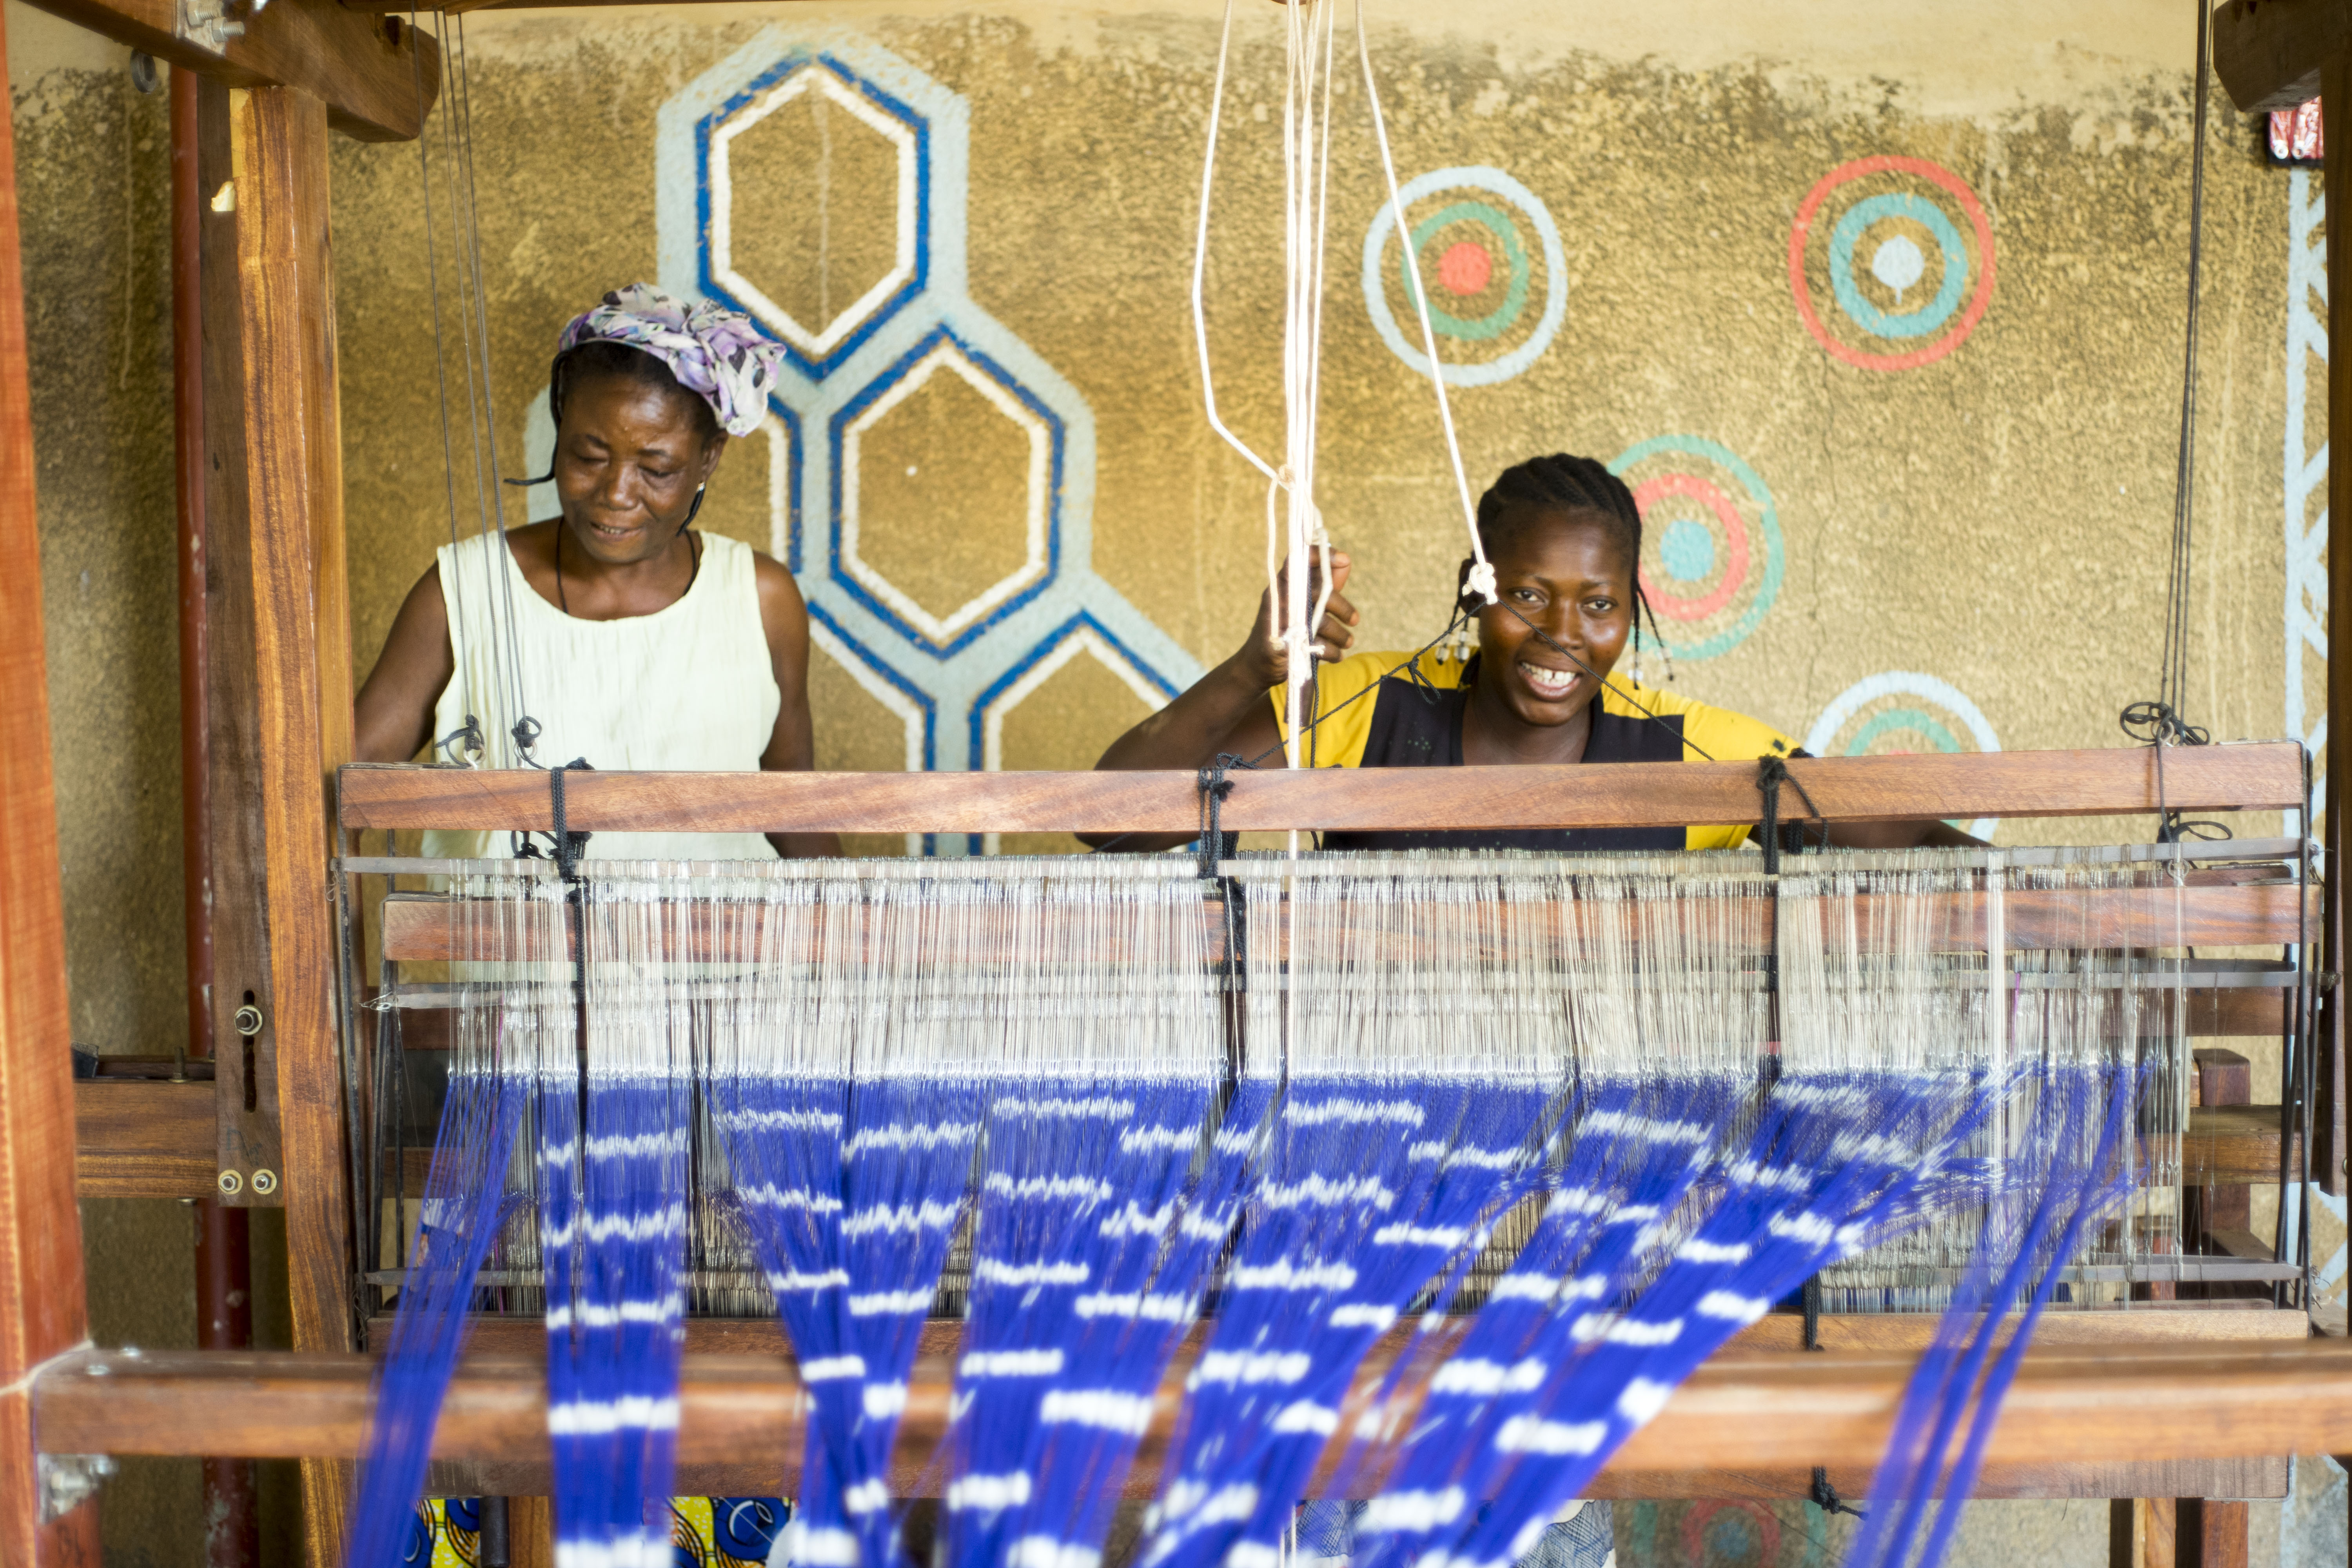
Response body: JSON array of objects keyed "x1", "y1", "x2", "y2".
[{"x1": 556, "y1": 284, "x2": 786, "y2": 439}]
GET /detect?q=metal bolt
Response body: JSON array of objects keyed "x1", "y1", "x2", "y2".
[
  {"x1": 216, "y1": 1169, "x2": 243, "y2": 1197},
  {"x1": 250, "y1": 1169, "x2": 278, "y2": 1196},
  {"x1": 232, "y1": 1005, "x2": 263, "y2": 1038}
]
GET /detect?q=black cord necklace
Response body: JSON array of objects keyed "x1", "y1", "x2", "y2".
[{"x1": 554, "y1": 521, "x2": 702, "y2": 617}]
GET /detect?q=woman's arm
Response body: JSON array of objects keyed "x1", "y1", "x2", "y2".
[
  {"x1": 754, "y1": 554, "x2": 842, "y2": 859},
  {"x1": 1085, "y1": 554, "x2": 1358, "y2": 851},
  {"x1": 353, "y1": 566, "x2": 456, "y2": 764}
]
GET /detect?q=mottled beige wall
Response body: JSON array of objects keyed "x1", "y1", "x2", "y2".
[{"x1": 336, "y1": 0, "x2": 2294, "y2": 863}]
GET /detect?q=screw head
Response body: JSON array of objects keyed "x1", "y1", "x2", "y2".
[
  {"x1": 216, "y1": 1169, "x2": 243, "y2": 1197},
  {"x1": 232, "y1": 1005, "x2": 263, "y2": 1038},
  {"x1": 250, "y1": 1169, "x2": 278, "y2": 1196}
]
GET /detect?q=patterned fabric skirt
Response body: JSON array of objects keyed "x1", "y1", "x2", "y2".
[{"x1": 409, "y1": 1496, "x2": 791, "y2": 1567}]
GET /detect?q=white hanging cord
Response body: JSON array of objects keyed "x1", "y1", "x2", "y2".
[
  {"x1": 1355, "y1": 0, "x2": 1490, "y2": 607},
  {"x1": 1189, "y1": 0, "x2": 1281, "y2": 491}
]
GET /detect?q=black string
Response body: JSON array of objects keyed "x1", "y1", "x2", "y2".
[
  {"x1": 1811, "y1": 1467, "x2": 1867, "y2": 1521},
  {"x1": 2118, "y1": 701, "x2": 2229, "y2": 843},
  {"x1": 1196, "y1": 755, "x2": 1245, "y2": 880},
  {"x1": 1755, "y1": 754, "x2": 1827, "y2": 873}
]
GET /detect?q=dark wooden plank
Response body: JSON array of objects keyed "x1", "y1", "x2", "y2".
[
  {"x1": 0, "y1": 11, "x2": 99, "y2": 1557},
  {"x1": 34, "y1": 1338, "x2": 2352, "y2": 1478},
  {"x1": 74, "y1": 1083, "x2": 215, "y2": 1200},
  {"x1": 13, "y1": 0, "x2": 437, "y2": 142},
  {"x1": 231, "y1": 84, "x2": 356, "y2": 1564},
  {"x1": 336, "y1": 745, "x2": 2306, "y2": 836},
  {"x1": 2212, "y1": 0, "x2": 2348, "y2": 111}
]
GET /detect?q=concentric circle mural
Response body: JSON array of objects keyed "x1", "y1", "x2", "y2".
[
  {"x1": 1788, "y1": 156, "x2": 1995, "y2": 372},
  {"x1": 1362, "y1": 166, "x2": 1566, "y2": 386},
  {"x1": 1806, "y1": 671, "x2": 2002, "y2": 838},
  {"x1": 1608, "y1": 436, "x2": 1783, "y2": 662}
]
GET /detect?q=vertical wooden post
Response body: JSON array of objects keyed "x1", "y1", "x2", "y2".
[
  {"x1": 227, "y1": 85, "x2": 356, "y2": 1567},
  {"x1": 2321, "y1": 53, "x2": 2352, "y2": 1200},
  {"x1": 0, "y1": 8, "x2": 100, "y2": 1563}
]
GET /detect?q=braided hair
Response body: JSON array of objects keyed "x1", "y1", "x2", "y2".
[
  {"x1": 546, "y1": 339, "x2": 723, "y2": 447},
  {"x1": 1469, "y1": 452, "x2": 1668, "y2": 669}
]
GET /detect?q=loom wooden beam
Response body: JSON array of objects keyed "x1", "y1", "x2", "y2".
[
  {"x1": 30, "y1": 1336, "x2": 2352, "y2": 1486},
  {"x1": 336, "y1": 743, "x2": 2306, "y2": 836},
  {"x1": 199, "y1": 73, "x2": 284, "y2": 1207},
  {"x1": 2212, "y1": 0, "x2": 2352, "y2": 111},
  {"x1": 2321, "y1": 9, "x2": 2352, "y2": 1204},
  {"x1": 0, "y1": 9, "x2": 100, "y2": 1558},
  {"x1": 73, "y1": 1082, "x2": 216, "y2": 1200},
  {"x1": 230, "y1": 83, "x2": 360, "y2": 1564},
  {"x1": 13, "y1": 0, "x2": 437, "y2": 142}
]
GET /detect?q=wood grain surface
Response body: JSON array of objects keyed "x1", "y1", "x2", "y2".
[
  {"x1": 232, "y1": 85, "x2": 357, "y2": 1565},
  {"x1": 198, "y1": 73, "x2": 283, "y2": 1204},
  {"x1": 34, "y1": 1336, "x2": 2352, "y2": 1487},
  {"x1": 337, "y1": 745, "x2": 2305, "y2": 835},
  {"x1": 0, "y1": 12, "x2": 99, "y2": 1558},
  {"x1": 74, "y1": 1082, "x2": 215, "y2": 1200},
  {"x1": 11, "y1": 0, "x2": 437, "y2": 140}
]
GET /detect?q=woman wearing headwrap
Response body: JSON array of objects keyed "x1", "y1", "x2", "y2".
[{"x1": 355, "y1": 285, "x2": 835, "y2": 858}]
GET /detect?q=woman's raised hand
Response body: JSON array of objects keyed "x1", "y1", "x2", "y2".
[{"x1": 1238, "y1": 551, "x2": 1359, "y2": 691}]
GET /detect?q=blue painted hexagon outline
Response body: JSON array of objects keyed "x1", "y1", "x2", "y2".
[
  {"x1": 675, "y1": 44, "x2": 939, "y2": 383},
  {"x1": 827, "y1": 324, "x2": 1065, "y2": 660}
]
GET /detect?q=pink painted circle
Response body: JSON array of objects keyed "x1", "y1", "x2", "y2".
[
  {"x1": 1436, "y1": 240, "x2": 1494, "y2": 297},
  {"x1": 1635, "y1": 472, "x2": 1749, "y2": 622},
  {"x1": 1679, "y1": 1500, "x2": 1782, "y2": 1565}
]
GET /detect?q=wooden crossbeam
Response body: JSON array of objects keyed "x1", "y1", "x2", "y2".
[
  {"x1": 337, "y1": 744, "x2": 2306, "y2": 836},
  {"x1": 371, "y1": 883, "x2": 2321, "y2": 965},
  {"x1": 2213, "y1": 0, "x2": 2352, "y2": 111},
  {"x1": 17, "y1": 0, "x2": 437, "y2": 142},
  {"x1": 31, "y1": 1335, "x2": 2352, "y2": 1484}
]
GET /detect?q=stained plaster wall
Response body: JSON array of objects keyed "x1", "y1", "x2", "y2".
[{"x1": 5, "y1": 0, "x2": 2346, "y2": 1560}]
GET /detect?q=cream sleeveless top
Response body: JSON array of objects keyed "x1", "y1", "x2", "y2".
[{"x1": 423, "y1": 530, "x2": 782, "y2": 862}]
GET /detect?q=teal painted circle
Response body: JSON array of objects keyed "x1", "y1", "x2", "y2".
[
  {"x1": 1404, "y1": 201, "x2": 1529, "y2": 341},
  {"x1": 1828, "y1": 192, "x2": 1968, "y2": 340},
  {"x1": 1659, "y1": 517, "x2": 1715, "y2": 582},
  {"x1": 1845, "y1": 708, "x2": 1962, "y2": 755},
  {"x1": 1609, "y1": 435, "x2": 1782, "y2": 662},
  {"x1": 1361, "y1": 165, "x2": 1567, "y2": 387}
]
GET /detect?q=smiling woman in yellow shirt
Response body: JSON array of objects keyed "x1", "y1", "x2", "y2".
[{"x1": 1091, "y1": 451, "x2": 1972, "y2": 854}]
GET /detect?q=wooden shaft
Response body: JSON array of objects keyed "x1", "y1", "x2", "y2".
[
  {"x1": 199, "y1": 74, "x2": 281, "y2": 1205},
  {"x1": 228, "y1": 85, "x2": 357, "y2": 1568},
  {"x1": 9, "y1": 0, "x2": 438, "y2": 142},
  {"x1": 30, "y1": 1337, "x2": 2352, "y2": 1486},
  {"x1": 336, "y1": 744, "x2": 2306, "y2": 837},
  {"x1": 0, "y1": 9, "x2": 100, "y2": 1560},
  {"x1": 2321, "y1": 48, "x2": 2352, "y2": 1202}
]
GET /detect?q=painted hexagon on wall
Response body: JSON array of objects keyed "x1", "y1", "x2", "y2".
[
  {"x1": 832, "y1": 328, "x2": 1063, "y2": 659},
  {"x1": 697, "y1": 50, "x2": 930, "y2": 380}
]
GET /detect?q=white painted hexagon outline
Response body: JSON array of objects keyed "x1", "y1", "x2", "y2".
[
  {"x1": 837, "y1": 336, "x2": 1052, "y2": 646},
  {"x1": 707, "y1": 62, "x2": 919, "y2": 360}
]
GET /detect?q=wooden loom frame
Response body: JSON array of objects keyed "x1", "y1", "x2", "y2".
[{"x1": 0, "y1": 1, "x2": 2346, "y2": 1565}]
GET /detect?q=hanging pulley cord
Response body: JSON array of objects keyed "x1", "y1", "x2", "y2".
[
  {"x1": 410, "y1": 8, "x2": 548, "y2": 773},
  {"x1": 2120, "y1": 0, "x2": 2225, "y2": 844}
]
